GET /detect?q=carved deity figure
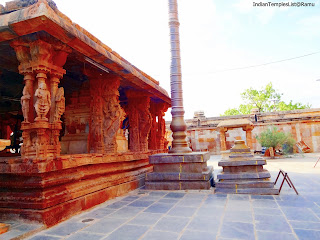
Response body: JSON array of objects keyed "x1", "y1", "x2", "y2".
[
  {"x1": 34, "y1": 82, "x2": 51, "y2": 121},
  {"x1": 138, "y1": 100, "x2": 152, "y2": 151},
  {"x1": 54, "y1": 87, "x2": 65, "y2": 122},
  {"x1": 102, "y1": 95, "x2": 125, "y2": 152},
  {"x1": 21, "y1": 85, "x2": 31, "y2": 123}
]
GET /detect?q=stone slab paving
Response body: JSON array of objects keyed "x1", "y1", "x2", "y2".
[{"x1": 2, "y1": 153, "x2": 320, "y2": 240}]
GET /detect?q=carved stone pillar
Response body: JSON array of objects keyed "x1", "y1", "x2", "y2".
[
  {"x1": 87, "y1": 70, "x2": 125, "y2": 154},
  {"x1": 148, "y1": 102, "x2": 158, "y2": 150},
  {"x1": 157, "y1": 103, "x2": 169, "y2": 150},
  {"x1": 126, "y1": 91, "x2": 152, "y2": 152},
  {"x1": 219, "y1": 128, "x2": 227, "y2": 151},
  {"x1": 88, "y1": 75, "x2": 104, "y2": 153},
  {"x1": 11, "y1": 37, "x2": 70, "y2": 159},
  {"x1": 149, "y1": 102, "x2": 169, "y2": 151},
  {"x1": 244, "y1": 126, "x2": 253, "y2": 149},
  {"x1": 101, "y1": 76, "x2": 125, "y2": 153}
]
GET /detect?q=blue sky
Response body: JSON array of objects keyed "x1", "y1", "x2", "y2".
[{"x1": 1, "y1": 0, "x2": 319, "y2": 119}]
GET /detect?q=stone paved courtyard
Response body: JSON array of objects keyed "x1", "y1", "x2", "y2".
[{"x1": 1, "y1": 153, "x2": 320, "y2": 240}]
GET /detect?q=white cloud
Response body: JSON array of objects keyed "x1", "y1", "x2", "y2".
[
  {"x1": 233, "y1": 0, "x2": 253, "y2": 13},
  {"x1": 293, "y1": 15, "x2": 320, "y2": 38}
]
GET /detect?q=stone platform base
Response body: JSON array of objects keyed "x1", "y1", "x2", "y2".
[
  {"x1": 216, "y1": 158, "x2": 279, "y2": 195},
  {"x1": 215, "y1": 179, "x2": 279, "y2": 194},
  {"x1": 215, "y1": 140, "x2": 278, "y2": 195},
  {"x1": 0, "y1": 151, "x2": 162, "y2": 226},
  {"x1": 145, "y1": 152, "x2": 214, "y2": 190}
]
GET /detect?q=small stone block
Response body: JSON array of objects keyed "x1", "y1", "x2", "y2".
[
  {"x1": 229, "y1": 154, "x2": 254, "y2": 158},
  {"x1": 217, "y1": 171, "x2": 271, "y2": 180},
  {"x1": 149, "y1": 152, "x2": 210, "y2": 164},
  {"x1": 215, "y1": 187, "x2": 279, "y2": 195},
  {"x1": 215, "y1": 180, "x2": 275, "y2": 189},
  {"x1": 146, "y1": 166, "x2": 213, "y2": 181},
  {"x1": 218, "y1": 159, "x2": 266, "y2": 167}
]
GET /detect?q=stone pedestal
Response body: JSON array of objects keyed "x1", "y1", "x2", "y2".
[
  {"x1": 145, "y1": 152, "x2": 214, "y2": 190},
  {"x1": 215, "y1": 140, "x2": 278, "y2": 195}
]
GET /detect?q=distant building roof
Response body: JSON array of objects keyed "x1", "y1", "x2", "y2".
[{"x1": 217, "y1": 119, "x2": 253, "y2": 129}]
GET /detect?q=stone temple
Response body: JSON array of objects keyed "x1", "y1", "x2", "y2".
[{"x1": 0, "y1": 0, "x2": 171, "y2": 226}]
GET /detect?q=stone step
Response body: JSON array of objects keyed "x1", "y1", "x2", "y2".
[
  {"x1": 215, "y1": 180, "x2": 274, "y2": 189},
  {"x1": 214, "y1": 187, "x2": 279, "y2": 195},
  {"x1": 217, "y1": 170, "x2": 271, "y2": 180},
  {"x1": 218, "y1": 159, "x2": 266, "y2": 167},
  {"x1": 149, "y1": 152, "x2": 210, "y2": 164},
  {"x1": 153, "y1": 162, "x2": 207, "y2": 173},
  {"x1": 146, "y1": 166, "x2": 213, "y2": 181},
  {"x1": 145, "y1": 178, "x2": 214, "y2": 190}
]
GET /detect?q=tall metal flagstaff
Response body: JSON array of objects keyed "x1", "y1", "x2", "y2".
[{"x1": 168, "y1": 0, "x2": 192, "y2": 153}]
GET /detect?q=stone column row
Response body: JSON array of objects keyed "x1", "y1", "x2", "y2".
[{"x1": 87, "y1": 77, "x2": 166, "y2": 154}]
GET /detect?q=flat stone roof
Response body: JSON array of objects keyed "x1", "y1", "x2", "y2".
[{"x1": 217, "y1": 119, "x2": 254, "y2": 128}]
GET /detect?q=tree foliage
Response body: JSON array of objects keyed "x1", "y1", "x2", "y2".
[
  {"x1": 256, "y1": 126, "x2": 295, "y2": 154},
  {"x1": 222, "y1": 82, "x2": 311, "y2": 116}
]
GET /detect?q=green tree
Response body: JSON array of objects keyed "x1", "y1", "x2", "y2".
[
  {"x1": 256, "y1": 126, "x2": 295, "y2": 156},
  {"x1": 221, "y1": 82, "x2": 310, "y2": 116}
]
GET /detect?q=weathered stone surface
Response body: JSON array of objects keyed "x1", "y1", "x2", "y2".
[
  {"x1": 146, "y1": 166, "x2": 213, "y2": 181},
  {"x1": 219, "y1": 159, "x2": 266, "y2": 167},
  {"x1": 0, "y1": 177, "x2": 145, "y2": 226},
  {"x1": 145, "y1": 181, "x2": 211, "y2": 190},
  {"x1": 217, "y1": 171, "x2": 271, "y2": 180},
  {"x1": 178, "y1": 109, "x2": 320, "y2": 154},
  {"x1": 0, "y1": 151, "x2": 157, "y2": 225},
  {"x1": 146, "y1": 152, "x2": 213, "y2": 190},
  {"x1": 153, "y1": 162, "x2": 207, "y2": 173},
  {"x1": 149, "y1": 152, "x2": 210, "y2": 164},
  {"x1": 215, "y1": 180, "x2": 275, "y2": 189},
  {"x1": 215, "y1": 187, "x2": 279, "y2": 195}
]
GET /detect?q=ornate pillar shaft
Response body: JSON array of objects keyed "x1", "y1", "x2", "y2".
[
  {"x1": 88, "y1": 77, "x2": 104, "y2": 153},
  {"x1": 220, "y1": 129, "x2": 227, "y2": 151},
  {"x1": 126, "y1": 91, "x2": 152, "y2": 152},
  {"x1": 246, "y1": 129, "x2": 253, "y2": 149},
  {"x1": 87, "y1": 71, "x2": 125, "y2": 154},
  {"x1": 50, "y1": 76, "x2": 60, "y2": 122},
  {"x1": 148, "y1": 103, "x2": 158, "y2": 150},
  {"x1": 168, "y1": 0, "x2": 191, "y2": 153},
  {"x1": 11, "y1": 37, "x2": 70, "y2": 159}
]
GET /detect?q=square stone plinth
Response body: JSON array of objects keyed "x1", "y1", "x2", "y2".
[
  {"x1": 146, "y1": 152, "x2": 214, "y2": 190},
  {"x1": 216, "y1": 157, "x2": 278, "y2": 195}
]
